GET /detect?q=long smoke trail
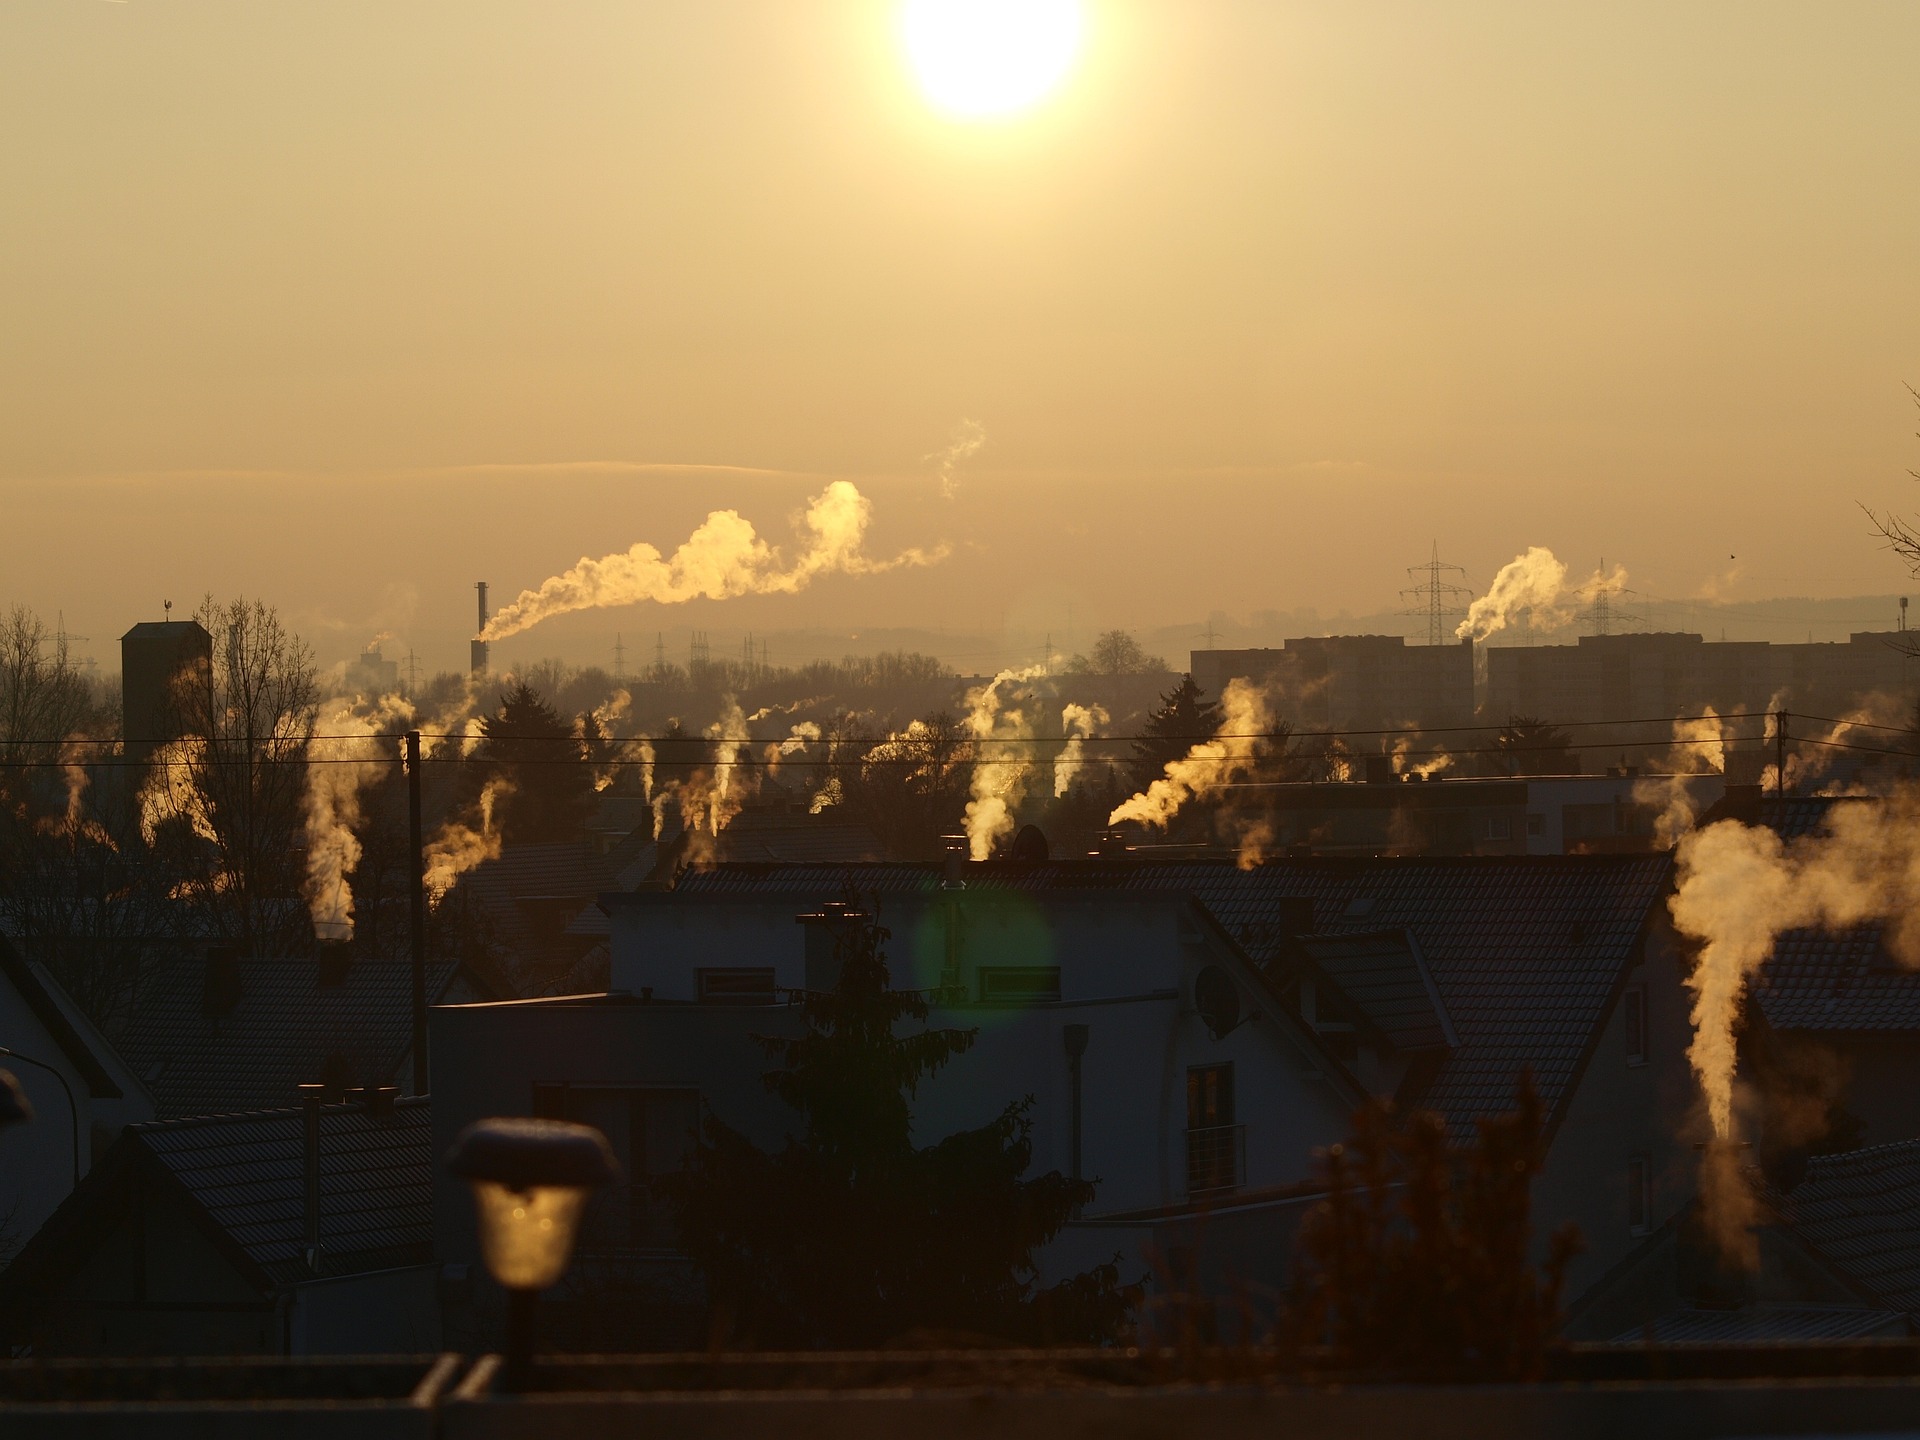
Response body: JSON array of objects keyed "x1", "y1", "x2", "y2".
[
  {"x1": 926, "y1": 419, "x2": 986, "y2": 499},
  {"x1": 963, "y1": 666, "x2": 1044, "y2": 860},
  {"x1": 1672, "y1": 795, "x2": 1920, "y2": 1141},
  {"x1": 1108, "y1": 678, "x2": 1272, "y2": 831},
  {"x1": 423, "y1": 778, "x2": 511, "y2": 902},
  {"x1": 479, "y1": 481, "x2": 945, "y2": 642},
  {"x1": 1455, "y1": 548, "x2": 1628, "y2": 643}
]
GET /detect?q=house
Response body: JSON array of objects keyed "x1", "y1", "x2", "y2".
[
  {"x1": 430, "y1": 851, "x2": 1696, "y2": 1335},
  {"x1": 0, "y1": 1092, "x2": 438, "y2": 1356},
  {"x1": 0, "y1": 936, "x2": 153, "y2": 1263},
  {"x1": 110, "y1": 946, "x2": 474, "y2": 1120},
  {"x1": 1224, "y1": 770, "x2": 1723, "y2": 857},
  {"x1": 1567, "y1": 1140, "x2": 1920, "y2": 1341}
]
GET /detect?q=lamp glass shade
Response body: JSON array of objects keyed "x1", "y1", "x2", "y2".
[{"x1": 470, "y1": 1179, "x2": 592, "y2": 1289}]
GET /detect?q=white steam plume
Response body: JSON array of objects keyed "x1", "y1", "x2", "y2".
[
  {"x1": 1053, "y1": 703, "x2": 1108, "y2": 798},
  {"x1": 479, "y1": 481, "x2": 945, "y2": 642},
  {"x1": 1455, "y1": 549, "x2": 1628, "y2": 643},
  {"x1": 1109, "y1": 678, "x2": 1272, "y2": 831},
  {"x1": 303, "y1": 693, "x2": 414, "y2": 941},
  {"x1": 963, "y1": 666, "x2": 1044, "y2": 860},
  {"x1": 1672, "y1": 795, "x2": 1920, "y2": 1141},
  {"x1": 926, "y1": 418, "x2": 986, "y2": 499},
  {"x1": 423, "y1": 778, "x2": 511, "y2": 903}
]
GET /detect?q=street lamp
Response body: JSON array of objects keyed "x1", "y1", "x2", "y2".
[{"x1": 446, "y1": 1117, "x2": 620, "y2": 1385}]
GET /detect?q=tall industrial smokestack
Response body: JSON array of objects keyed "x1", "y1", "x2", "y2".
[{"x1": 471, "y1": 581, "x2": 490, "y2": 676}]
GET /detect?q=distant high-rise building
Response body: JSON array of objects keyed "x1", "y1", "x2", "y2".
[{"x1": 1192, "y1": 635, "x2": 1477, "y2": 736}]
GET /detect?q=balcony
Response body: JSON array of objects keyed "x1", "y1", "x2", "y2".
[{"x1": 1185, "y1": 1123, "x2": 1244, "y2": 1196}]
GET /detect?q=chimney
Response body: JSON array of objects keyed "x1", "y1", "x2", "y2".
[
  {"x1": 298, "y1": 1082, "x2": 325, "y2": 1273},
  {"x1": 202, "y1": 945, "x2": 244, "y2": 1019},
  {"x1": 315, "y1": 938, "x2": 352, "y2": 987},
  {"x1": 470, "y1": 581, "x2": 490, "y2": 676},
  {"x1": 940, "y1": 834, "x2": 968, "y2": 889},
  {"x1": 1093, "y1": 828, "x2": 1129, "y2": 858},
  {"x1": 1364, "y1": 755, "x2": 1394, "y2": 785}
]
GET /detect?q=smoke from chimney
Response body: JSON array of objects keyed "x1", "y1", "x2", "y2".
[
  {"x1": 1108, "y1": 677, "x2": 1272, "y2": 833},
  {"x1": 926, "y1": 418, "x2": 986, "y2": 499},
  {"x1": 1455, "y1": 548, "x2": 1628, "y2": 643},
  {"x1": 477, "y1": 481, "x2": 945, "y2": 643},
  {"x1": 962, "y1": 665, "x2": 1044, "y2": 860}
]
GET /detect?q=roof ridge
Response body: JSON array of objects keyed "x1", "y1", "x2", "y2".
[{"x1": 131, "y1": 1095, "x2": 429, "y2": 1131}]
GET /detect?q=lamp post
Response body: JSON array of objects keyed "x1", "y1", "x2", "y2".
[
  {"x1": 0, "y1": 1047, "x2": 77, "y2": 1188},
  {"x1": 446, "y1": 1117, "x2": 620, "y2": 1388}
]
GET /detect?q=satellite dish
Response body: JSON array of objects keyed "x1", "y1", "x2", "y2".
[
  {"x1": 1194, "y1": 965, "x2": 1241, "y2": 1039},
  {"x1": 1010, "y1": 824, "x2": 1050, "y2": 863}
]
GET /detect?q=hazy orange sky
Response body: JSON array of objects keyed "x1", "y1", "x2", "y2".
[{"x1": 4, "y1": 1, "x2": 1918, "y2": 672}]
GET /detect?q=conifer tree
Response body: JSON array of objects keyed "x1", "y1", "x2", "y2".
[{"x1": 661, "y1": 903, "x2": 1137, "y2": 1346}]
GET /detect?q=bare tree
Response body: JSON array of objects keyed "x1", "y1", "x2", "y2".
[
  {"x1": 0, "y1": 606, "x2": 93, "y2": 772},
  {"x1": 145, "y1": 597, "x2": 319, "y2": 956}
]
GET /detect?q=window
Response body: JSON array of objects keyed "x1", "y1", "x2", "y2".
[
  {"x1": 697, "y1": 967, "x2": 777, "y2": 1004},
  {"x1": 1526, "y1": 813, "x2": 1545, "y2": 838},
  {"x1": 1486, "y1": 814, "x2": 1514, "y2": 842},
  {"x1": 1186, "y1": 1064, "x2": 1241, "y2": 1194},
  {"x1": 1628, "y1": 1154, "x2": 1651, "y2": 1234},
  {"x1": 1624, "y1": 985, "x2": 1647, "y2": 1066},
  {"x1": 531, "y1": 1085, "x2": 702, "y2": 1251},
  {"x1": 978, "y1": 966, "x2": 1062, "y2": 1004}
]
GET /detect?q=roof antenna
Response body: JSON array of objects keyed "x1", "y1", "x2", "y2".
[{"x1": 163, "y1": 599, "x2": 173, "y2": 620}]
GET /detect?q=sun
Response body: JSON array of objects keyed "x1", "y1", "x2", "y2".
[{"x1": 901, "y1": 0, "x2": 1083, "y2": 121}]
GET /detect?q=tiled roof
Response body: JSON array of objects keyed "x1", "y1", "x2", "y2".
[
  {"x1": 1726, "y1": 797, "x2": 1920, "y2": 1034},
  {"x1": 461, "y1": 842, "x2": 617, "y2": 972},
  {"x1": 132, "y1": 1099, "x2": 432, "y2": 1288},
  {"x1": 1297, "y1": 928, "x2": 1457, "y2": 1053},
  {"x1": 714, "y1": 817, "x2": 889, "y2": 865},
  {"x1": 112, "y1": 954, "x2": 459, "y2": 1120},
  {"x1": 1609, "y1": 1303, "x2": 1905, "y2": 1343},
  {"x1": 674, "y1": 855, "x2": 1673, "y2": 1136},
  {"x1": 1784, "y1": 1140, "x2": 1920, "y2": 1313}
]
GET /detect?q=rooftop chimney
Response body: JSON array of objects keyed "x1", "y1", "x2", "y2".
[
  {"x1": 202, "y1": 945, "x2": 244, "y2": 1019},
  {"x1": 940, "y1": 834, "x2": 968, "y2": 889},
  {"x1": 470, "y1": 581, "x2": 490, "y2": 676}
]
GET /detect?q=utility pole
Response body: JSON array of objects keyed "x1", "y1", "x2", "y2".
[
  {"x1": 613, "y1": 634, "x2": 626, "y2": 682},
  {"x1": 406, "y1": 731, "x2": 428, "y2": 1095}
]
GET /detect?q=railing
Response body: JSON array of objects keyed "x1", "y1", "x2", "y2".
[{"x1": 1185, "y1": 1123, "x2": 1245, "y2": 1196}]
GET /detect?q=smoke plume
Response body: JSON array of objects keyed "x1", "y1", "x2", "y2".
[
  {"x1": 1455, "y1": 549, "x2": 1629, "y2": 643},
  {"x1": 302, "y1": 694, "x2": 414, "y2": 941},
  {"x1": 1053, "y1": 702, "x2": 1108, "y2": 798},
  {"x1": 479, "y1": 481, "x2": 945, "y2": 642},
  {"x1": 963, "y1": 666, "x2": 1043, "y2": 860},
  {"x1": 423, "y1": 778, "x2": 511, "y2": 902},
  {"x1": 1109, "y1": 678, "x2": 1272, "y2": 831},
  {"x1": 1672, "y1": 795, "x2": 1920, "y2": 1139},
  {"x1": 926, "y1": 419, "x2": 986, "y2": 499}
]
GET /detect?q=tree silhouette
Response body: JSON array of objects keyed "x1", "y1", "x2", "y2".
[
  {"x1": 471, "y1": 682, "x2": 595, "y2": 843},
  {"x1": 1287, "y1": 1073, "x2": 1581, "y2": 1379},
  {"x1": 1492, "y1": 715, "x2": 1576, "y2": 777},
  {"x1": 1129, "y1": 676, "x2": 1224, "y2": 793},
  {"x1": 660, "y1": 903, "x2": 1137, "y2": 1346}
]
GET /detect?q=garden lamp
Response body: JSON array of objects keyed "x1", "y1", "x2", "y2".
[{"x1": 446, "y1": 1117, "x2": 620, "y2": 1384}]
